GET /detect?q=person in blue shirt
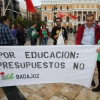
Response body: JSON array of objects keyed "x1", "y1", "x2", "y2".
[
  {"x1": 0, "y1": 16, "x2": 15, "y2": 45},
  {"x1": 11, "y1": 24, "x2": 17, "y2": 37},
  {"x1": 11, "y1": 24, "x2": 18, "y2": 45}
]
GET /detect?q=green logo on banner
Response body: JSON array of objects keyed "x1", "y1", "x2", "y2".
[{"x1": 0, "y1": 72, "x2": 14, "y2": 80}]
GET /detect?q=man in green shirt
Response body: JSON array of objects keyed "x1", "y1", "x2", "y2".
[
  {"x1": 92, "y1": 40, "x2": 100, "y2": 92},
  {"x1": 29, "y1": 22, "x2": 37, "y2": 45}
]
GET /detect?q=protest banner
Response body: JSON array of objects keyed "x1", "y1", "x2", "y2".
[{"x1": 0, "y1": 45, "x2": 98, "y2": 88}]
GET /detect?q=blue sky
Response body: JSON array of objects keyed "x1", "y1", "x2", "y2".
[{"x1": 18, "y1": 0, "x2": 41, "y2": 6}]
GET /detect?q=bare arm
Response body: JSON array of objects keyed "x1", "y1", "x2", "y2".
[
  {"x1": 96, "y1": 48, "x2": 100, "y2": 53},
  {"x1": 65, "y1": 40, "x2": 67, "y2": 45},
  {"x1": 54, "y1": 34, "x2": 59, "y2": 39}
]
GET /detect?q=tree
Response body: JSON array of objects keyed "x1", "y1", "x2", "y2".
[{"x1": 13, "y1": 17, "x2": 46, "y2": 31}]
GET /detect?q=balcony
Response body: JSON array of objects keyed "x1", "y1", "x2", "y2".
[
  {"x1": 13, "y1": 5, "x2": 19, "y2": 12},
  {"x1": 4, "y1": 0, "x2": 20, "y2": 19},
  {"x1": 4, "y1": 0, "x2": 20, "y2": 12},
  {"x1": 13, "y1": 0, "x2": 20, "y2": 12}
]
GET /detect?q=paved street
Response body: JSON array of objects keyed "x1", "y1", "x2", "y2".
[
  {"x1": 0, "y1": 33, "x2": 100, "y2": 100},
  {"x1": 25, "y1": 33, "x2": 75, "y2": 46}
]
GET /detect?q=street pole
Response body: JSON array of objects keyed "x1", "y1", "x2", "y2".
[
  {"x1": 54, "y1": 11, "x2": 55, "y2": 27},
  {"x1": 29, "y1": 12, "x2": 30, "y2": 20},
  {"x1": 10, "y1": 0, "x2": 14, "y2": 24},
  {"x1": 24, "y1": 0, "x2": 28, "y2": 29},
  {"x1": 2, "y1": 0, "x2": 5, "y2": 15},
  {"x1": 4, "y1": 0, "x2": 11, "y2": 15},
  {"x1": 40, "y1": 7, "x2": 42, "y2": 21},
  {"x1": 27, "y1": 11, "x2": 28, "y2": 29},
  {"x1": 52, "y1": 5, "x2": 57, "y2": 27}
]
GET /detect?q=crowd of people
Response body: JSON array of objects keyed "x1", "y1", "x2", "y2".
[
  {"x1": 0, "y1": 13, "x2": 100, "y2": 92},
  {"x1": 0, "y1": 16, "x2": 27, "y2": 46}
]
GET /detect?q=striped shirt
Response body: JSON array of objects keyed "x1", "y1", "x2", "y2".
[
  {"x1": 81, "y1": 24, "x2": 95, "y2": 45},
  {"x1": 0, "y1": 23, "x2": 15, "y2": 45}
]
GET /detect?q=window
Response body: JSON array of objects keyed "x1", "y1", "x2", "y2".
[
  {"x1": 44, "y1": 6, "x2": 46, "y2": 10},
  {"x1": 15, "y1": 2, "x2": 19, "y2": 10},
  {"x1": 53, "y1": 6, "x2": 57, "y2": 10},
  {"x1": 66, "y1": 26, "x2": 69, "y2": 30},
  {"x1": 74, "y1": 26, "x2": 76, "y2": 30},
  {"x1": 54, "y1": 6, "x2": 55, "y2": 9},
  {"x1": 78, "y1": 16, "x2": 80, "y2": 21},
  {"x1": 67, "y1": 6, "x2": 69, "y2": 10},
  {"x1": 99, "y1": 16, "x2": 100, "y2": 22},
  {"x1": 60, "y1": 6, "x2": 62, "y2": 10},
  {"x1": 44, "y1": 16, "x2": 47, "y2": 22},
  {"x1": 83, "y1": 16, "x2": 85, "y2": 21},
  {"x1": 32, "y1": 15, "x2": 35, "y2": 20},
  {"x1": 66, "y1": 16, "x2": 69, "y2": 22},
  {"x1": 88, "y1": 12, "x2": 92, "y2": 14}
]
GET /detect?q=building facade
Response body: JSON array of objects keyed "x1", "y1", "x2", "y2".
[
  {"x1": 0, "y1": 0, "x2": 20, "y2": 19},
  {"x1": 41, "y1": 0, "x2": 100, "y2": 31}
]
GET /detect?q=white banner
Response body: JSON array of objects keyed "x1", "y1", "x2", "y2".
[{"x1": 0, "y1": 45, "x2": 98, "y2": 88}]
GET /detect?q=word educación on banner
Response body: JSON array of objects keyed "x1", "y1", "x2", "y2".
[{"x1": 0, "y1": 51, "x2": 84, "y2": 70}]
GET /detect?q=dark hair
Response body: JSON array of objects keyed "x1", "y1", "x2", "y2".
[
  {"x1": 86, "y1": 13, "x2": 94, "y2": 19},
  {"x1": 78, "y1": 23, "x2": 81, "y2": 27},
  {"x1": 55, "y1": 17, "x2": 62, "y2": 22},
  {"x1": 95, "y1": 20, "x2": 98, "y2": 24},
  {"x1": 42, "y1": 23, "x2": 46, "y2": 28},
  {"x1": 0, "y1": 16, "x2": 9, "y2": 23},
  {"x1": 11, "y1": 24, "x2": 16, "y2": 29},
  {"x1": 32, "y1": 22, "x2": 37, "y2": 26},
  {"x1": 17, "y1": 22, "x2": 21, "y2": 25}
]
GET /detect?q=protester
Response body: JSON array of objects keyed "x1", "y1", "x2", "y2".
[
  {"x1": 0, "y1": 16, "x2": 15, "y2": 45},
  {"x1": 11, "y1": 24, "x2": 17, "y2": 37},
  {"x1": 51, "y1": 17, "x2": 68, "y2": 45},
  {"x1": 95, "y1": 20, "x2": 98, "y2": 25},
  {"x1": 73, "y1": 27, "x2": 76, "y2": 36},
  {"x1": 11, "y1": 24, "x2": 18, "y2": 45},
  {"x1": 92, "y1": 40, "x2": 100, "y2": 92},
  {"x1": 29, "y1": 22, "x2": 37, "y2": 45},
  {"x1": 38, "y1": 26, "x2": 42, "y2": 45},
  {"x1": 39, "y1": 23, "x2": 50, "y2": 45},
  {"x1": 75, "y1": 13, "x2": 100, "y2": 86},
  {"x1": 24, "y1": 27, "x2": 28, "y2": 43},
  {"x1": 78, "y1": 23, "x2": 81, "y2": 29},
  {"x1": 16, "y1": 22, "x2": 25, "y2": 45},
  {"x1": 66, "y1": 26, "x2": 69, "y2": 34}
]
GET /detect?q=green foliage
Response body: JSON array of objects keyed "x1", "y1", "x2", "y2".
[
  {"x1": 12, "y1": 17, "x2": 46, "y2": 30},
  {"x1": 36, "y1": 21, "x2": 46, "y2": 31},
  {"x1": 13, "y1": 17, "x2": 28, "y2": 28}
]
